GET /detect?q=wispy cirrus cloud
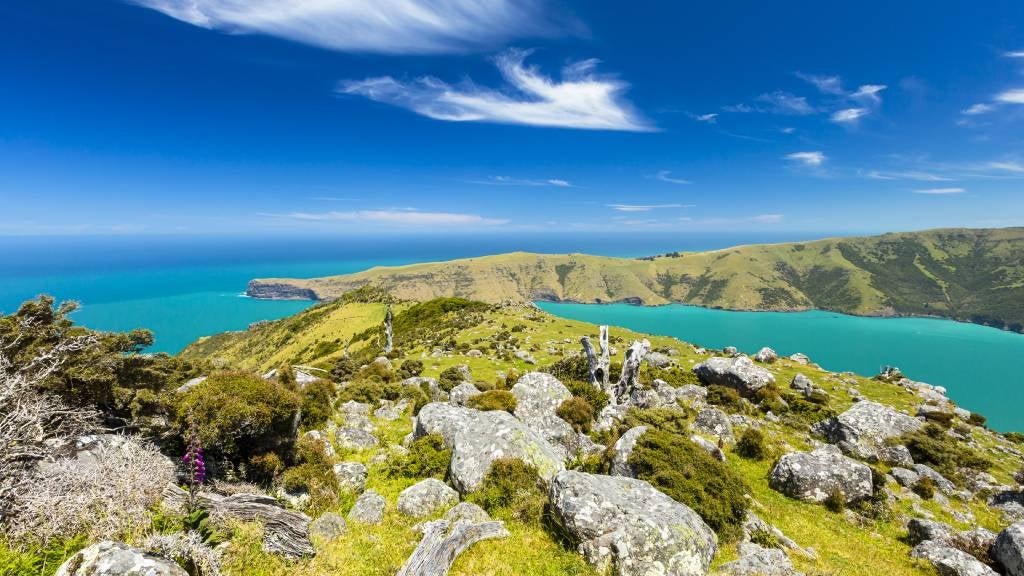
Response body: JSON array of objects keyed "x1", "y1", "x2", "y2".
[
  {"x1": 607, "y1": 203, "x2": 693, "y2": 212},
  {"x1": 471, "y1": 175, "x2": 574, "y2": 187},
  {"x1": 1005, "y1": 51, "x2": 1024, "y2": 58},
  {"x1": 795, "y1": 72, "x2": 844, "y2": 95},
  {"x1": 653, "y1": 170, "x2": 691, "y2": 185},
  {"x1": 962, "y1": 103, "x2": 996, "y2": 116},
  {"x1": 831, "y1": 107, "x2": 868, "y2": 124},
  {"x1": 756, "y1": 91, "x2": 815, "y2": 115},
  {"x1": 913, "y1": 187, "x2": 966, "y2": 195},
  {"x1": 693, "y1": 113, "x2": 718, "y2": 123},
  {"x1": 988, "y1": 161, "x2": 1024, "y2": 173},
  {"x1": 863, "y1": 170, "x2": 954, "y2": 182},
  {"x1": 130, "y1": 0, "x2": 564, "y2": 54},
  {"x1": 785, "y1": 151, "x2": 826, "y2": 167},
  {"x1": 263, "y1": 208, "x2": 508, "y2": 227},
  {"x1": 339, "y1": 49, "x2": 653, "y2": 131}
]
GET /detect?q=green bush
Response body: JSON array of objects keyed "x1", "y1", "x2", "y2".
[
  {"x1": 543, "y1": 355, "x2": 590, "y2": 382},
  {"x1": 247, "y1": 452, "x2": 284, "y2": 485},
  {"x1": 912, "y1": 477, "x2": 936, "y2": 500},
  {"x1": 467, "y1": 390, "x2": 517, "y2": 413},
  {"x1": 468, "y1": 458, "x2": 547, "y2": 525},
  {"x1": 400, "y1": 382, "x2": 432, "y2": 416},
  {"x1": 735, "y1": 428, "x2": 768, "y2": 460},
  {"x1": 398, "y1": 359, "x2": 424, "y2": 379},
  {"x1": 174, "y1": 371, "x2": 300, "y2": 472},
  {"x1": 644, "y1": 366, "x2": 701, "y2": 388},
  {"x1": 900, "y1": 423, "x2": 992, "y2": 481},
  {"x1": 279, "y1": 437, "x2": 339, "y2": 516},
  {"x1": 1006, "y1": 431, "x2": 1024, "y2": 444},
  {"x1": 385, "y1": 433, "x2": 451, "y2": 479},
  {"x1": 824, "y1": 488, "x2": 846, "y2": 513},
  {"x1": 438, "y1": 365, "x2": 468, "y2": 392},
  {"x1": 749, "y1": 528, "x2": 782, "y2": 549},
  {"x1": 707, "y1": 385, "x2": 744, "y2": 412},
  {"x1": 299, "y1": 379, "x2": 335, "y2": 428},
  {"x1": 331, "y1": 356, "x2": 356, "y2": 382},
  {"x1": 922, "y1": 410, "x2": 955, "y2": 428},
  {"x1": 967, "y1": 412, "x2": 987, "y2": 427},
  {"x1": 622, "y1": 407, "x2": 690, "y2": 436},
  {"x1": 754, "y1": 385, "x2": 788, "y2": 414},
  {"x1": 556, "y1": 397, "x2": 595, "y2": 432},
  {"x1": 564, "y1": 379, "x2": 609, "y2": 417},
  {"x1": 628, "y1": 429, "x2": 749, "y2": 541},
  {"x1": 336, "y1": 379, "x2": 400, "y2": 404}
]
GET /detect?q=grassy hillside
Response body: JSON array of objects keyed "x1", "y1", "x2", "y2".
[{"x1": 247, "y1": 227, "x2": 1024, "y2": 332}]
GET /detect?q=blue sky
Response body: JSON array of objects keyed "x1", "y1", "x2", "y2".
[{"x1": 2, "y1": 0, "x2": 1024, "y2": 236}]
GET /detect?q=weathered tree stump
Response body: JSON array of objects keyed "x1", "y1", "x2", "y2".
[
  {"x1": 612, "y1": 339, "x2": 651, "y2": 404},
  {"x1": 581, "y1": 325, "x2": 610, "y2": 391},
  {"x1": 397, "y1": 518, "x2": 509, "y2": 576},
  {"x1": 384, "y1": 305, "x2": 394, "y2": 354}
]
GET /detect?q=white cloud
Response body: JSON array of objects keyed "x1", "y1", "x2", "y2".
[
  {"x1": 831, "y1": 107, "x2": 868, "y2": 123},
  {"x1": 265, "y1": 208, "x2": 508, "y2": 226},
  {"x1": 785, "y1": 151, "x2": 826, "y2": 166},
  {"x1": 995, "y1": 89, "x2": 1024, "y2": 104},
  {"x1": 796, "y1": 72, "x2": 844, "y2": 95},
  {"x1": 988, "y1": 161, "x2": 1024, "y2": 173},
  {"x1": 654, "y1": 170, "x2": 691, "y2": 185},
  {"x1": 913, "y1": 187, "x2": 966, "y2": 195},
  {"x1": 780, "y1": 127, "x2": 796, "y2": 134},
  {"x1": 749, "y1": 213, "x2": 784, "y2": 223},
  {"x1": 864, "y1": 170, "x2": 954, "y2": 182},
  {"x1": 756, "y1": 91, "x2": 815, "y2": 115},
  {"x1": 695, "y1": 113, "x2": 718, "y2": 123},
  {"x1": 1005, "y1": 51, "x2": 1024, "y2": 58},
  {"x1": 851, "y1": 84, "x2": 887, "y2": 105},
  {"x1": 131, "y1": 0, "x2": 558, "y2": 54},
  {"x1": 475, "y1": 176, "x2": 573, "y2": 187},
  {"x1": 608, "y1": 203, "x2": 693, "y2": 212},
  {"x1": 962, "y1": 103, "x2": 995, "y2": 115},
  {"x1": 340, "y1": 49, "x2": 653, "y2": 131}
]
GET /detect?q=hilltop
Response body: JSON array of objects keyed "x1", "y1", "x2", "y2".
[{"x1": 247, "y1": 227, "x2": 1024, "y2": 332}]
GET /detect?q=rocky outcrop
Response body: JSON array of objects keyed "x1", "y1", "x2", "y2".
[
  {"x1": 629, "y1": 379, "x2": 679, "y2": 409},
  {"x1": 811, "y1": 401, "x2": 921, "y2": 460},
  {"x1": 907, "y1": 518, "x2": 954, "y2": 545},
  {"x1": 994, "y1": 521, "x2": 1024, "y2": 576},
  {"x1": 348, "y1": 489, "x2": 386, "y2": 525},
  {"x1": 693, "y1": 356, "x2": 775, "y2": 397},
  {"x1": 610, "y1": 426, "x2": 648, "y2": 477},
  {"x1": 449, "y1": 383, "x2": 481, "y2": 407},
  {"x1": 753, "y1": 347, "x2": 778, "y2": 363},
  {"x1": 246, "y1": 280, "x2": 319, "y2": 300},
  {"x1": 56, "y1": 541, "x2": 187, "y2": 576},
  {"x1": 911, "y1": 539, "x2": 999, "y2": 576},
  {"x1": 768, "y1": 446, "x2": 873, "y2": 504},
  {"x1": 510, "y1": 372, "x2": 577, "y2": 457},
  {"x1": 692, "y1": 408, "x2": 735, "y2": 443},
  {"x1": 549, "y1": 470, "x2": 717, "y2": 576},
  {"x1": 336, "y1": 427, "x2": 379, "y2": 451},
  {"x1": 717, "y1": 542, "x2": 800, "y2": 576},
  {"x1": 413, "y1": 402, "x2": 565, "y2": 494},
  {"x1": 398, "y1": 478, "x2": 460, "y2": 518}
]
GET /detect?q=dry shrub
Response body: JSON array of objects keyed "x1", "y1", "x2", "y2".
[{"x1": 145, "y1": 531, "x2": 223, "y2": 576}]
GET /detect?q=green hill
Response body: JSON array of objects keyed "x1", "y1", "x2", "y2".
[{"x1": 248, "y1": 227, "x2": 1024, "y2": 332}]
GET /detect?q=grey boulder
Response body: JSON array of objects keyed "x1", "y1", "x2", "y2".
[
  {"x1": 753, "y1": 347, "x2": 778, "y2": 363},
  {"x1": 333, "y1": 462, "x2": 368, "y2": 493},
  {"x1": 692, "y1": 407, "x2": 735, "y2": 443},
  {"x1": 994, "y1": 521, "x2": 1024, "y2": 576},
  {"x1": 449, "y1": 382, "x2": 481, "y2": 407},
  {"x1": 717, "y1": 543, "x2": 800, "y2": 576},
  {"x1": 348, "y1": 490, "x2": 386, "y2": 525},
  {"x1": 510, "y1": 372, "x2": 577, "y2": 456},
  {"x1": 911, "y1": 539, "x2": 999, "y2": 576},
  {"x1": 629, "y1": 379, "x2": 680, "y2": 409},
  {"x1": 549, "y1": 470, "x2": 717, "y2": 576},
  {"x1": 768, "y1": 446, "x2": 873, "y2": 504},
  {"x1": 336, "y1": 428, "x2": 379, "y2": 451},
  {"x1": 56, "y1": 541, "x2": 187, "y2": 576},
  {"x1": 610, "y1": 426, "x2": 648, "y2": 477},
  {"x1": 397, "y1": 478, "x2": 460, "y2": 518},
  {"x1": 811, "y1": 401, "x2": 921, "y2": 460},
  {"x1": 310, "y1": 512, "x2": 348, "y2": 541},
  {"x1": 693, "y1": 356, "x2": 775, "y2": 397}
]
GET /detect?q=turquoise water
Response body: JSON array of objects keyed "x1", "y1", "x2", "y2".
[{"x1": 536, "y1": 302, "x2": 1024, "y2": 432}]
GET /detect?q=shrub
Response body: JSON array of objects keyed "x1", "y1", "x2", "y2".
[
  {"x1": 544, "y1": 355, "x2": 590, "y2": 382},
  {"x1": 385, "y1": 433, "x2": 451, "y2": 479},
  {"x1": 967, "y1": 412, "x2": 987, "y2": 427},
  {"x1": 628, "y1": 429, "x2": 748, "y2": 541},
  {"x1": 438, "y1": 366, "x2": 467, "y2": 392},
  {"x1": 468, "y1": 458, "x2": 546, "y2": 525},
  {"x1": 246, "y1": 453, "x2": 284, "y2": 485},
  {"x1": 707, "y1": 385, "x2": 744, "y2": 412},
  {"x1": 1015, "y1": 467, "x2": 1024, "y2": 486},
  {"x1": 622, "y1": 407, "x2": 689, "y2": 436},
  {"x1": 754, "y1": 385, "x2": 788, "y2": 414},
  {"x1": 331, "y1": 356, "x2": 356, "y2": 382},
  {"x1": 398, "y1": 359, "x2": 424, "y2": 379},
  {"x1": 564, "y1": 379, "x2": 609, "y2": 417},
  {"x1": 749, "y1": 528, "x2": 781, "y2": 549},
  {"x1": 824, "y1": 488, "x2": 845, "y2": 513},
  {"x1": 735, "y1": 428, "x2": 768, "y2": 460},
  {"x1": 467, "y1": 390, "x2": 517, "y2": 413},
  {"x1": 336, "y1": 379, "x2": 400, "y2": 405},
  {"x1": 900, "y1": 423, "x2": 992, "y2": 481},
  {"x1": 279, "y1": 438, "x2": 339, "y2": 516},
  {"x1": 645, "y1": 367, "x2": 701, "y2": 387},
  {"x1": 299, "y1": 379, "x2": 335, "y2": 428},
  {"x1": 922, "y1": 410, "x2": 955, "y2": 428},
  {"x1": 912, "y1": 477, "x2": 936, "y2": 500},
  {"x1": 1006, "y1": 431, "x2": 1024, "y2": 444},
  {"x1": 556, "y1": 397, "x2": 595, "y2": 432}
]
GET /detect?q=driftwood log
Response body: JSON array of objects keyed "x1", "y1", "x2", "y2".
[
  {"x1": 580, "y1": 325, "x2": 610, "y2": 391},
  {"x1": 397, "y1": 519, "x2": 509, "y2": 576},
  {"x1": 611, "y1": 339, "x2": 651, "y2": 404},
  {"x1": 162, "y1": 483, "x2": 314, "y2": 558}
]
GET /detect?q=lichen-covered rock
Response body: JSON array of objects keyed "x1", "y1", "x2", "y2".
[
  {"x1": 56, "y1": 541, "x2": 187, "y2": 576},
  {"x1": 768, "y1": 446, "x2": 873, "y2": 504},
  {"x1": 375, "y1": 398, "x2": 409, "y2": 421},
  {"x1": 676, "y1": 385, "x2": 708, "y2": 408},
  {"x1": 693, "y1": 356, "x2": 775, "y2": 397},
  {"x1": 403, "y1": 376, "x2": 447, "y2": 402},
  {"x1": 811, "y1": 401, "x2": 922, "y2": 460},
  {"x1": 336, "y1": 427, "x2": 379, "y2": 451},
  {"x1": 907, "y1": 518, "x2": 954, "y2": 545},
  {"x1": 692, "y1": 407, "x2": 735, "y2": 443},
  {"x1": 310, "y1": 512, "x2": 348, "y2": 541},
  {"x1": 879, "y1": 444, "x2": 914, "y2": 467},
  {"x1": 348, "y1": 490, "x2": 386, "y2": 525},
  {"x1": 994, "y1": 521, "x2": 1024, "y2": 576},
  {"x1": 444, "y1": 501, "x2": 491, "y2": 524},
  {"x1": 449, "y1": 383, "x2": 481, "y2": 407},
  {"x1": 398, "y1": 478, "x2": 460, "y2": 518},
  {"x1": 510, "y1": 372, "x2": 576, "y2": 456},
  {"x1": 333, "y1": 462, "x2": 368, "y2": 493},
  {"x1": 753, "y1": 347, "x2": 778, "y2": 363},
  {"x1": 595, "y1": 404, "x2": 629, "y2": 432},
  {"x1": 718, "y1": 543, "x2": 799, "y2": 575},
  {"x1": 911, "y1": 539, "x2": 999, "y2": 576},
  {"x1": 629, "y1": 379, "x2": 679, "y2": 409},
  {"x1": 338, "y1": 400, "x2": 371, "y2": 417},
  {"x1": 549, "y1": 471, "x2": 717, "y2": 576},
  {"x1": 914, "y1": 464, "x2": 957, "y2": 495},
  {"x1": 892, "y1": 467, "x2": 920, "y2": 487},
  {"x1": 413, "y1": 402, "x2": 565, "y2": 494},
  {"x1": 646, "y1": 351, "x2": 673, "y2": 369},
  {"x1": 610, "y1": 426, "x2": 648, "y2": 477},
  {"x1": 690, "y1": 434, "x2": 726, "y2": 462}
]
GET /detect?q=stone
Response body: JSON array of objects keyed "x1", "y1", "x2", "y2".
[
  {"x1": 994, "y1": 521, "x2": 1024, "y2": 576},
  {"x1": 595, "y1": 403, "x2": 629, "y2": 432},
  {"x1": 891, "y1": 467, "x2": 920, "y2": 487},
  {"x1": 879, "y1": 444, "x2": 914, "y2": 467},
  {"x1": 911, "y1": 540, "x2": 999, "y2": 576},
  {"x1": 789, "y1": 353, "x2": 811, "y2": 365},
  {"x1": 754, "y1": 347, "x2": 778, "y2": 363},
  {"x1": 403, "y1": 377, "x2": 447, "y2": 402},
  {"x1": 718, "y1": 543, "x2": 799, "y2": 575},
  {"x1": 413, "y1": 403, "x2": 565, "y2": 494},
  {"x1": 768, "y1": 446, "x2": 874, "y2": 504},
  {"x1": 690, "y1": 434, "x2": 726, "y2": 462},
  {"x1": 646, "y1": 351, "x2": 672, "y2": 369},
  {"x1": 465, "y1": 349, "x2": 483, "y2": 358},
  {"x1": 628, "y1": 379, "x2": 679, "y2": 409},
  {"x1": 375, "y1": 398, "x2": 409, "y2": 421},
  {"x1": 742, "y1": 511, "x2": 815, "y2": 560},
  {"x1": 811, "y1": 401, "x2": 922, "y2": 460},
  {"x1": 693, "y1": 356, "x2": 775, "y2": 397},
  {"x1": 449, "y1": 383, "x2": 481, "y2": 407},
  {"x1": 675, "y1": 384, "x2": 708, "y2": 407},
  {"x1": 989, "y1": 491, "x2": 1024, "y2": 522},
  {"x1": 348, "y1": 490, "x2": 386, "y2": 525},
  {"x1": 907, "y1": 518, "x2": 954, "y2": 545},
  {"x1": 336, "y1": 427, "x2": 379, "y2": 451},
  {"x1": 510, "y1": 372, "x2": 577, "y2": 458},
  {"x1": 549, "y1": 471, "x2": 717, "y2": 576},
  {"x1": 724, "y1": 346, "x2": 739, "y2": 356},
  {"x1": 444, "y1": 502, "x2": 491, "y2": 524},
  {"x1": 398, "y1": 478, "x2": 460, "y2": 518},
  {"x1": 338, "y1": 400, "x2": 371, "y2": 416},
  {"x1": 333, "y1": 462, "x2": 368, "y2": 493},
  {"x1": 692, "y1": 407, "x2": 735, "y2": 443},
  {"x1": 310, "y1": 512, "x2": 348, "y2": 541},
  {"x1": 514, "y1": 350, "x2": 537, "y2": 364},
  {"x1": 302, "y1": 430, "x2": 335, "y2": 457},
  {"x1": 914, "y1": 464, "x2": 957, "y2": 495},
  {"x1": 55, "y1": 541, "x2": 187, "y2": 576},
  {"x1": 610, "y1": 426, "x2": 648, "y2": 477},
  {"x1": 790, "y1": 373, "x2": 814, "y2": 393}
]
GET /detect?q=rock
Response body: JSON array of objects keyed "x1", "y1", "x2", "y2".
[
  {"x1": 333, "y1": 462, "x2": 368, "y2": 493},
  {"x1": 676, "y1": 384, "x2": 708, "y2": 407},
  {"x1": 879, "y1": 444, "x2": 914, "y2": 467},
  {"x1": 718, "y1": 543, "x2": 799, "y2": 575},
  {"x1": 398, "y1": 478, "x2": 460, "y2": 518},
  {"x1": 914, "y1": 464, "x2": 957, "y2": 495},
  {"x1": 610, "y1": 426, "x2": 648, "y2": 477},
  {"x1": 994, "y1": 521, "x2": 1024, "y2": 576},
  {"x1": 310, "y1": 512, "x2": 348, "y2": 541},
  {"x1": 375, "y1": 398, "x2": 409, "y2": 421},
  {"x1": 549, "y1": 470, "x2": 717, "y2": 576},
  {"x1": 338, "y1": 399, "x2": 371, "y2": 416},
  {"x1": 302, "y1": 430, "x2": 335, "y2": 457},
  {"x1": 372, "y1": 356, "x2": 393, "y2": 371},
  {"x1": 911, "y1": 540, "x2": 999, "y2": 576},
  {"x1": 336, "y1": 428, "x2": 379, "y2": 451},
  {"x1": 595, "y1": 403, "x2": 629, "y2": 432},
  {"x1": 510, "y1": 372, "x2": 577, "y2": 458},
  {"x1": 950, "y1": 528, "x2": 997, "y2": 563},
  {"x1": 907, "y1": 518, "x2": 954, "y2": 545},
  {"x1": 348, "y1": 490, "x2": 386, "y2": 525},
  {"x1": 724, "y1": 346, "x2": 739, "y2": 356},
  {"x1": 693, "y1": 356, "x2": 775, "y2": 397},
  {"x1": 629, "y1": 379, "x2": 679, "y2": 409},
  {"x1": 444, "y1": 502, "x2": 491, "y2": 524},
  {"x1": 692, "y1": 407, "x2": 735, "y2": 443},
  {"x1": 690, "y1": 434, "x2": 726, "y2": 462},
  {"x1": 465, "y1": 349, "x2": 483, "y2": 358},
  {"x1": 754, "y1": 347, "x2": 778, "y2": 363},
  {"x1": 413, "y1": 403, "x2": 565, "y2": 494},
  {"x1": 811, "y1": 401, "x2": 922, "y2": 460},
  {"x1": 891, "y1": 467, "x2": 920, "y2": 487},
  {"x1": 449, "y1": 383, "x2": 481, "y2": 407},
  {"x1": 742, "y1": 511, "x2": 815, "y2": 560},
  {"x1": 768, "y1": 446, "x2": 873, "y2": 504},
  {"x1": 790, "y1": 373, "x2": 814, "y2": 393},
  {"x1": 789, "y1": 353, "x2": 811, "y2": 365},
  {"x1": 55, "y1": 541, "x2": 188, "y2": 576},
  {"x1": 404, "y1": 377, "x2": 447, "y2": 402},
  {"x1": 514, "y1": 350, "x2": 537, "y2": 364},
  {"x1": 646, "y1": 351, "x2": 672, "y2": 369},
  {"x1": 989, "y1": 491, "x2": 1024, "y2": 522},
  {"x1": 176, "y1": 376, "x2": 207, "y2": 394}
]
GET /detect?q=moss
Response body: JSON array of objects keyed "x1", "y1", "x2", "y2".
[
  {"x1": 627, "y1": 429, "x2": 748, "y2": 541},
  {"x1": 556, "y1": 397, "x2": 594, "y2": 432},
  {"x1": 467, "y1": 459, "x2": 547, "y2": 525},
  {"x1": 749, "y1": 528, "x2": 782, "y2": 549},
  {"x1": 384, "y1": 433, "x2": 451, "y2": 479},
  {"x1": 622, "y1": 407, "x2": 689, "y2": 436},
  {"x1": 735, "y1": 428, "x2": 769, "y2": 460},
  {"x1": 467, "y1": 390, "x2": 517, "y2": 413}
]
